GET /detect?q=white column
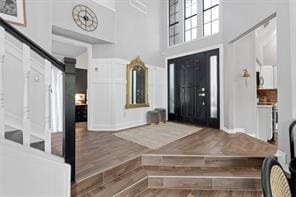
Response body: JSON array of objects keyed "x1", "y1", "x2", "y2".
[
  {"x1": 0, "y1": 27, "x2": 5, "y2": 139},
  {"x1": 22, "y1": 44, "x2": 31, "y2": 146},
  {"x1": 44, "y1": 60, "x2": 52, "y2": 153}
]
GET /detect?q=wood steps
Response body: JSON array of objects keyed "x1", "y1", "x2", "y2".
[
  {"x1": 72, "y1": 154, "x2": 265, "y2": 197},
  {"x1": 71, "y1": 156, "x2": 143, "y2": 196},
  {"x1": 147, "y1": 176, "x2": 261, "y2": 192},
  {"x1": 136, "y1": 189, "x2": 262, "y2": 197},
  {"x1": 142, "y1": 154, "x2": 265, "y2": 168},
  {"x1": 143, "y1": 166, "x2": 261, "y2": 177}
]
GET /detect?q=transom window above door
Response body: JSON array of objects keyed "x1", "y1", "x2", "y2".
[
  {"x1": 185, "y1": 0, "x2": 198, "y2": 42},
  {"x1": 168, "y1": 0, "x2": 220, "y2": 47}
]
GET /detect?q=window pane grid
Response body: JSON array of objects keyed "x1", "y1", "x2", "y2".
[
  {"x1": 184, "y1": 0, "x2": 198, "y2": 42},
  {"x1": 168, "y1": 0, "x2": 219, "y2": 46},
  {"x1": 169, "y1": 23, "x2": 180, "y2": 46},
  {"x1": 204, "y1": 0, "x2": 219, "y2": 10},
  {"x1": 169, "y1": 0, "x2": 180, "y2": 46},
  {"x1": 203, "y1": 0, "x2": 219, "y2": 36}
]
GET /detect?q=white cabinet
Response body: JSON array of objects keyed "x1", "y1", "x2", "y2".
[
  {"x1": 260, "y1": 65, "x2": 277, "y2": 89},
  {"x1": 257, "y1": 105, "x2": 273, "y2": 141}
]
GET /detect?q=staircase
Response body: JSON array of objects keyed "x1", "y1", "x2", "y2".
[
  {"x1": 4, "y1": 127, "x2": 45, "y2": 151},
  {"x1": 0, "y1": 16, "x2": 75, "y2": 196},
  {"x1": 71, "y1": 154, "x2": 266, "y2": 196}
]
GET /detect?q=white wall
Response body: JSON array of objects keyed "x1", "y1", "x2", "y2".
[
  {"x1": 93, "y1": 0, "x2": 163, "y2": 66},
  {"x1": 52, "y1": 0, "x2": 116, "y2": 44},
  {"x1": 92, "y1": 0, "x2": 116, "y2": 10},
  {"x1": 231, "y1": 32, "x2": 257, "y2": 135},
  {"x1": 88, "y1": 58, "x2": 165, "y2": 131},
  {"x1": 14, "y1": 0, "x2": 53, "y2": 51},
  {"x1": 0, "y1": 140, "x2": 70, "y2": 197},
  {"x1": 76, "y1": 51, "x2": 89, "y2": 70},
  {"x1": 263, "y1": 37, "x2": 277, "y2": 66},
  {"x1": 222, "y1": 0, "x2": 292, "y2": 157}
]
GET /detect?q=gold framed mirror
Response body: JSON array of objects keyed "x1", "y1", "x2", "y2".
[{"x1": 125, "y1": 57, "x2": 149, "y2": 109}]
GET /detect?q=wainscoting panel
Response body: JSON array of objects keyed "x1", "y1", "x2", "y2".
[{"x1": 88, "y1": 58, "x2": 166, "y2": 131}]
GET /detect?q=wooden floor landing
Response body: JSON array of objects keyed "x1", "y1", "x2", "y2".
[{"x1": 52, "y1": 122, "x2": 277, "y2": 182}]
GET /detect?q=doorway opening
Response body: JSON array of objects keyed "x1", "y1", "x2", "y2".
[
  {"x1": 50, "y1": 35, "x2": 91, "y2": 170},
  {"x1": 168, "y1": 49, "x2": 220, "y2": 129},
  {"x1": 255, "y1": 17, "x2": 278, "y2": 144}
]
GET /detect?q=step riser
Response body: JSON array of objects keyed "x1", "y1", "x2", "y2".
[
  {"x1": 149, "y1": 176, "x2": 261, "y2": 192},
  {"x1": 113, "y1": 176, "x2": 261, "y2": 197},
  {"x1": 143, "y1": 166, "x2": 261, "y2": 178},
  {"x1": 72, "y1": 156, "x2": 142, "y2": 196},
  {"x1": 142, "y1": 155, "x2": 264, "y2": 168},
  {"x1": 113, "y1": 177, "x2": 148, "y2": 197},
  {"x1": 72, "y1": 155, "x2": 265, "y2": 196},
  {"x1": 137, "y1": 189, "x2": 262, "y2": 197}
]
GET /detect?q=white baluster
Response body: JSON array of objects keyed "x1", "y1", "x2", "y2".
[
  {"x1": 0, "y1": 27, "x2": 5, "y2": 139},
  {"x1": 44, "y1": 60, "x2": 52, "y2": 153},
  {"x1": 22, "y1": 44, "x2": 31, "y2": 146}
]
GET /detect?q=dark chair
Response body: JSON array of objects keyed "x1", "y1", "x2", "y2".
[
  {"x1": 261, "y1": 157, "x2": 292, "y2": 197},
  {"x1": 289, "y1": 120, "x2": 296, "y2": 193}
]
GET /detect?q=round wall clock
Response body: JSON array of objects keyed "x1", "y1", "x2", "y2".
[{"x1": 72, "y1": 4, "x2": 98, "y2": 32}]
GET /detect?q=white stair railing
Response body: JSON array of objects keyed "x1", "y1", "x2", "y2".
[
  {"x1": 0, "y1": 23, "x2": 55, "y2": 154},
  {"x1": 44, "y1": 60, "x2": 52, "y2": 153},
  {"x1": 22, "y1": 44, "x2": 31, "y2": 146},
  {"x1": 0, "y1": 27, "x2": 5, "y2": 139},
  {"x1": 0, "y1": 16, "x2": 76, "y2": 181}
]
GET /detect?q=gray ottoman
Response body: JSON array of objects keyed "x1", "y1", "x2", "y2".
[
  {"x1": 147, "y1": 111, "x2": 160, "y2": 125},
  {"x1": 155, "y1": 108, "x2": 166, "y2": 123}
]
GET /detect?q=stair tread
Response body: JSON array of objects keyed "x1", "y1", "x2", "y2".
[
  {"x1": 30, "y1": 141, "x2": 45, "y2": 151},
  {"x1": 73, "y1": 167, "x2": 147, "y2": 197},
  {"x1": 144, "y1": 166, "x2": 261, "y2": 178},
  {"x1": 5, "y1": 130, "x2": 45, "y2": 151},
  {"x1": 137, "y1": 189, "x2": 262, "y2": 197},
  {"x1": 73, "y1": 166, "x2": 262, "y2": 196},
  {"x1": 5, "y1": 130, "x2": 23, "y2": 144}
]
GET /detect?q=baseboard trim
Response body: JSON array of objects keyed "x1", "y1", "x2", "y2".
[
  {"x1": 221, "y1": 127, "x2": 234, "y2": 133},
  {"x1": 222, "y1": 127, "x2": 257, "y2": 138}
]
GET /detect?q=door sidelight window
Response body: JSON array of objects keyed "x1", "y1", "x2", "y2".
[{"x1": 210, "y1": 55, "x2": 218, "y2": 118}]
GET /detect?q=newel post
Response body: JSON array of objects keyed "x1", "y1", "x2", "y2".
[{"x1": 63, "y1": 57, "x2": 76, "y2": 182}]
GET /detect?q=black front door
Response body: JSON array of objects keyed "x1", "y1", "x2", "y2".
[{"x1": 168, "y1": 49, "x2": 219, "y2": 128}]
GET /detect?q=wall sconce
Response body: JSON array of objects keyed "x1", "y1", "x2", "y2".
[{"x1": 242, "y1": 69, "x2": 251, "y2": 78}]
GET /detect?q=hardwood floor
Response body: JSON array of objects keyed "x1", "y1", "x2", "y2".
[
  {"x1": 150, "y1": 127, "x2": 276, "y2": 156},
  {"x1": 66, "y1": 122, "x2": 277, "y2": 196},
  {"x1": 52, "y1": 122, "x2": 277, "y2": 186},
  {"x1": 76, "y1": 123, "x2": 150, "y2": 181}
]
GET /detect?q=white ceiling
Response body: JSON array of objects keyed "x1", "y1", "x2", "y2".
[{"x1": 52, "y1": 40, "x2": 87, "y2": 58}]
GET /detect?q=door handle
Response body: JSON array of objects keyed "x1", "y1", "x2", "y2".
[{"x1": 198, "y1": 93, "x2": 206, "y2": 97}]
